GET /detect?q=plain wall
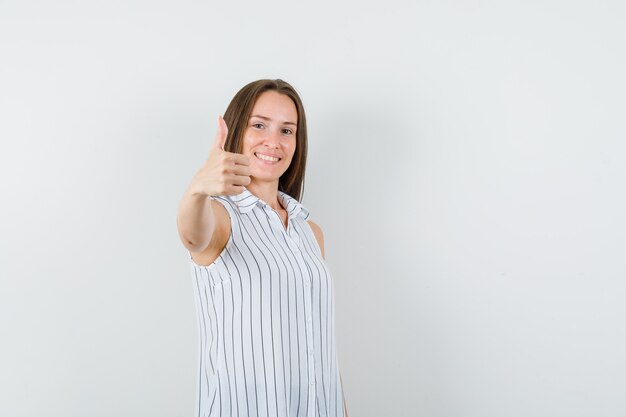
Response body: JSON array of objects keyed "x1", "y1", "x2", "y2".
[{"x1": 1, "y1": 1, "x2": 625, "y2": 416}]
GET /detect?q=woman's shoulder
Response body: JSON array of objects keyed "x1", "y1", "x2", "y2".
[
  {"x1": 306, "y1": 219, "x2": 325, "y2": 258},
  {"x1": 307, "y1": 219, "x2": 323, "y2": 235}
]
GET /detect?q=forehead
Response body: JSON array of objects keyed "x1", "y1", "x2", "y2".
[{"x1": 251, "y1": 91, "x2": 298, "y2": 123}]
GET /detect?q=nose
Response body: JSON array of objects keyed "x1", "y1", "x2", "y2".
[{"x1": 262, "y1": 128, "x2": 281, "y2": 148}]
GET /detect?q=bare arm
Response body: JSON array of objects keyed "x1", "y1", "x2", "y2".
[
  {"x1": 308, "y1": 220, "x2": 348, "y2": 417},
  {"x1": 176, "y1": 116, "x2": 250, "y2": 252},
  {"x1": 341, "y1": 372, "x2": 348, "y2": 417},
  {"x1": 176, "y1": 190, "x2": 218, "y2": 252},
  {"x1": 307, "y1": 219, "x2": 325, "y2": 258}
]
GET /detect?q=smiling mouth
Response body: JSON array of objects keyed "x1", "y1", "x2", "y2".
[{"x1": 255, "y1": 152, "x2": 281, "y2": 162}]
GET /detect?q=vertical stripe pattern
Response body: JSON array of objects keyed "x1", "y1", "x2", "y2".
[{"x1": 190, "y1": 188, "x2": 345, "y2": 417}]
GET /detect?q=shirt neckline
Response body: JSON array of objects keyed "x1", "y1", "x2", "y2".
[{"x1": 229, "y1": 187, "x2": 310, "y2": 220}]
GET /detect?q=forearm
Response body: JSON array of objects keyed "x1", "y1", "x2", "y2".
[{"x1": 176, "y1": 189, "x2": 216, "y2": 251}]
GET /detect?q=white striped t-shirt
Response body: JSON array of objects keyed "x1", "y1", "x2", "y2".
[{"x1": 189, "y1": 187, "x2": 345, "y2": 417}]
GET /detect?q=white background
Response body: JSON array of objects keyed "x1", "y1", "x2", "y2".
[{"x1": 1, "y1": 1, "x2": 625, "y2": 416}]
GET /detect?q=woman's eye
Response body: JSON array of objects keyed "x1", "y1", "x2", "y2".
[
  {"x1": 282, "y1": 128, "x2": 293, "y2": 135},
  {"x1": 252, "y1": 123, "x2": 264, "y2": 129}
]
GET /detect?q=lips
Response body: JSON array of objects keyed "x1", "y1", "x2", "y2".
[{"x1": 254, "y1": 152, "x2": 281, "y2": 162}]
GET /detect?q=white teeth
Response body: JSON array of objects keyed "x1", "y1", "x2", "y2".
[{"x1": 255, "y1": 153, "x2": 280, "y2": 162}]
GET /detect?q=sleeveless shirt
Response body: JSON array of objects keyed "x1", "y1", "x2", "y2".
[{"x1": 189, "y1": 187, "x2": 345, "y2": 417}]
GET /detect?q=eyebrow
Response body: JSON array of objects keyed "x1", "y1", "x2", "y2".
[{"x1": 249, "y1": 114, "x2": 297, "y2": 126}]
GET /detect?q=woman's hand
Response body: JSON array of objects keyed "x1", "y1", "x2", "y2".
[{"x1": 188, "y1": 116, "x2": 251, "y2": 197}]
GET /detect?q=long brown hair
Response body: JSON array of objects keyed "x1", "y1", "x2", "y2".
[{"x1": 222, "y1": 79, "x2": 308, "y2": 201}]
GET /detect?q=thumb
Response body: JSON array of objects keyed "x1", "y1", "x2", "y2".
[{"x1": 212, "y1": 115, "x2": 228, "y2": 151}]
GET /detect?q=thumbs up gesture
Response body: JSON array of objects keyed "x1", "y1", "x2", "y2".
[{"x1": 188, "y1": 116, "x2": 251, "y2": 197}]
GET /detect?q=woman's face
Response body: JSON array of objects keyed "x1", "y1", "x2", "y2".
[{"x1": 241, "y1": 91, "x2": 298, "y2": 184}]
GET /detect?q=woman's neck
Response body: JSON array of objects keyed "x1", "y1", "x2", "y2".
[{"x1": 246, "y1": 180, "x2": 283, "y2": 211}]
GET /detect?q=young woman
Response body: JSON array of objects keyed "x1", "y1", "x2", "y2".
[{"x1": 176, "y1": 79, "x2": 348, "y2": 417}]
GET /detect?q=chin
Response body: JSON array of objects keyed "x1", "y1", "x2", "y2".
[{"x1": 251, "y1": 170, "x2": 287, "y2": 183}]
